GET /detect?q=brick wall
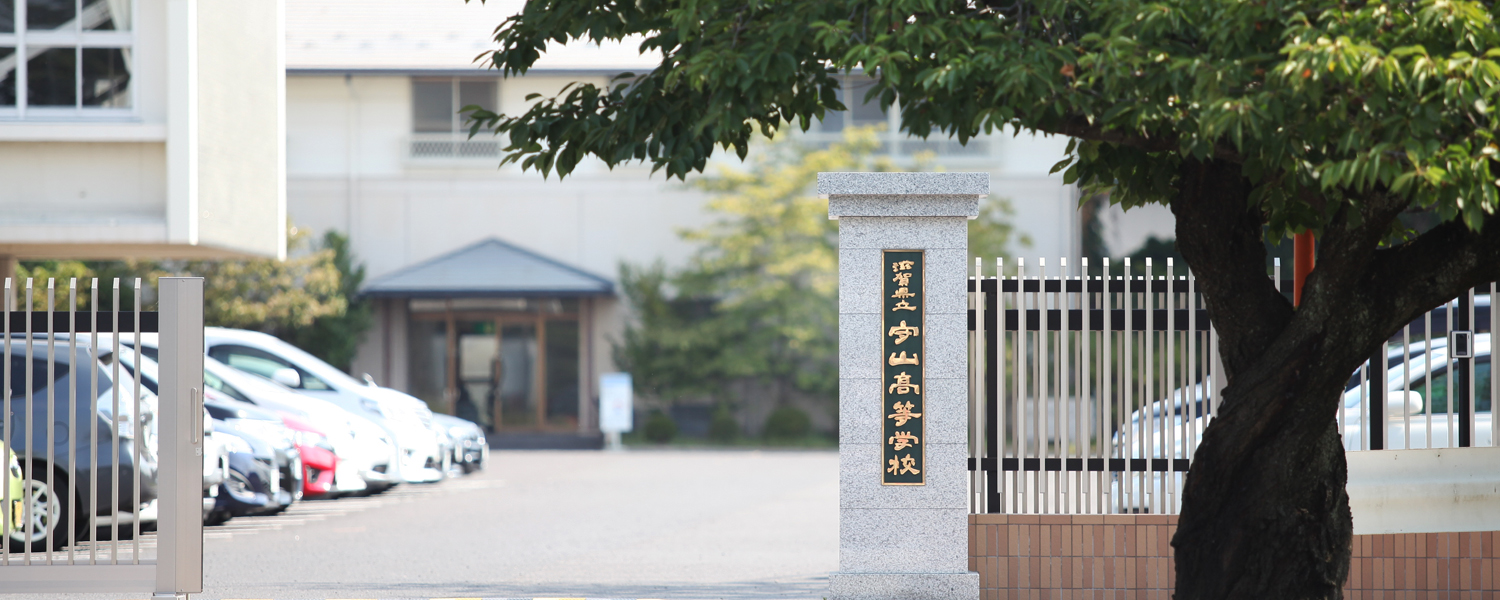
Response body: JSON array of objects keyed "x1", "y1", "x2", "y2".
[
  {"x1": 1346, "y1": 532, "x2": 1498, "y2": 595},
  {"x1": 969, "y1": 514, "x2": 1500, "y2": 597},
  {"x1": 969, "y1": 514, "x2": 1176, "y2": 599}
]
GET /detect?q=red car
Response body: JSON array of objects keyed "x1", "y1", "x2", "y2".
[{"x1": 280, "y1": 415, "x2": 338, "y2": 498}]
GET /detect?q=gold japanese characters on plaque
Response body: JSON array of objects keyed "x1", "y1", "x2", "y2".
[{"x1": 882, "y1": 250, "x2": 924, "y2": 485}]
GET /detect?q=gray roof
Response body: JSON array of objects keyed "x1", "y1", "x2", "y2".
[{"x1": 362, "y1": 238, "x2": 614, "y2": 298}]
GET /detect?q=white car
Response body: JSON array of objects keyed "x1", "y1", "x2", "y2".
[
  {"x1": 202, "y1": 407, "x2": 229, "y2": 523},
  {"x1": 200, "y1": 357, "x2": 397, "y2": 494},
  {"x1": 200, "y1": 328, "x2": 446, "y2": 483},
  {"x1": 1110, "y1": 334, "x2": 1493, "y2": 512},
  {"x1": 119, "y1": 333, "x2": 401, "y2": 493}
]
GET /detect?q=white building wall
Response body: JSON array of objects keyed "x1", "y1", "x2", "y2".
[
  {"x1": 0, "y1": 142, "x2": 168, "y2": 222},
  {"x1": 285, "y1": 73, "x2": 1087, "y2": 413},
  {"x1": 195, "y1": 0, "x2": 286, "y2": 259},
  {"x1": 991, "y1": 132, "x2": 1079, "y2": 261},
  {"x1": 1099, "y1": 202, "x2": 1177, "y2": 257},
  {"x1": 0, "y1": 0, "x2": 284, "y2": 260},
  {"x1": 286, "y1": 73, "x2": 716, "y2": 394}
]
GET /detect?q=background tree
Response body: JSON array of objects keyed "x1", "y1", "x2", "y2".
[
  {"x1": 285, "y1": 231, "x2": 374, "y2": 372},
  {"x1": 616, "y1": 128, "x2": 1025, "y2": 432},
  {"x1": 15, "y1": 226, "x2": 371, "y2": 371},
  {"x1": 472, "y1": 0, "x2": 1500, "y2": 596},
  {"x1": 616, "y1": 130, "x2": 880, "y2": 420}
]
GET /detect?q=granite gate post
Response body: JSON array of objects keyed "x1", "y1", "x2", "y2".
[{"x1": 822, "y1": 172, "x2": 983, "y2": 600}]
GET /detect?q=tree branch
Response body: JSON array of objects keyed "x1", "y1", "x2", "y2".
[
  {"x1": 1362, "y1": 213, "x2": 1500, "y2": 340},
  {"x1": 1039, "y1": 116, "x2": 1244, "y2": 162},
  {"x1": 1170, "y1": 158, "x2": 1290, "y2": 378},
  {"x1": 1047, "y1": 116, "x2": 1177, "y2": 152}
]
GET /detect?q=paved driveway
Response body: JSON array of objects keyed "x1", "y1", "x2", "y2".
[{"x1": 4, "y1": 449, "x2": 839, "y2": 600}]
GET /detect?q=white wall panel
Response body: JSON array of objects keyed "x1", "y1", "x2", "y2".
[
  {"x1": 196, "y1": 0, "x2": 285, "y2": 258},
  {"x1": 0, "y1": 142, "x2": 167, "y2": 218}
]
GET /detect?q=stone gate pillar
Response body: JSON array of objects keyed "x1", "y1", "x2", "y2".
[{"x1": 822, "y1": 172, "x2": 984, "y2": 600}]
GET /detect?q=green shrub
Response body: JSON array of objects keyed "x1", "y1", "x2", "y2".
[
  {"x1": 643, "y1": 410, "x2": 678, "y2": 444},
  {"x1": 708, "y1": 404, "x2": 740, "y2": 444},
  {"x1": 763, "y1": 406, "x2": 811, "y2": 443}
]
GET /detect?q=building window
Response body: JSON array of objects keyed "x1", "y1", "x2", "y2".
[
  {"x1": 811, "y1": 75, "x2": 990, "y2": 159},
  {"x1": 0, "y1": 0, "x2": 135, "y2": 118},
  {"x1": 818, "y1": 77, "x2": 890, "y2": 134},
  {"x1": 409, "y1": 77, "x2": 500, "y2": 159}
]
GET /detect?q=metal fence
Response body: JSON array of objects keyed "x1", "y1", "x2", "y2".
[
  {"x1": 966, "y1": 258, "x2": 1499, "y2": 515},
  {"x1": 1, "y1": 277, "x2": 203, "y2": 595}
]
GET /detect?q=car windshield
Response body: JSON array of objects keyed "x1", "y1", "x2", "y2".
[
  {"x1": 1410, "y1": 357, "x2": 1493, "y2": 414},
  {"x1": 104, "y1": 346, "x2": 159, "y2": 394},
  {"x1": 237, "y1": 334, "x2": 365, "y2": 391},
  {"x1": 206, "y1": 357, "x2": 298, "y2": 401},
  {"x1": 4, "y1": 353, "x2": 71, "y2": 398}
]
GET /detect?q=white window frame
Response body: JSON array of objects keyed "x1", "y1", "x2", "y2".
[
  {"x1": 0, "y1": 0, "x2": 138, "y2": 121},
  {"x1": 408, "y1": 76, "x2": 501, "y2": 161},
  {"x1": 411, "y1": 76, "x2": 497, "y2": 134},
  {"x1": 809, "y1": 75, "x2": 994, "y2": 162}
]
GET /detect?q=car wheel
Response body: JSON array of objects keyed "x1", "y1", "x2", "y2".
[
  {"x1": 205, "y1": 509, "x2": 232, "y2": 526},
  {"x1": 6, "y1": 462, "x2": 78, "y2": 553}
]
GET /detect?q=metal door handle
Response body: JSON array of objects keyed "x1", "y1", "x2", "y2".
[{"x1": 190, "y1": 387, "x2": 202, "y2": 443}]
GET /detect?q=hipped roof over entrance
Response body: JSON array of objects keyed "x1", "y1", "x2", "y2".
[{"x1": 361, "y1": 238, "x2": 614, "y2": 298}]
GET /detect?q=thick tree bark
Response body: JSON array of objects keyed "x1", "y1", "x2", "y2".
[{"x1": 1167, "y1": 158, "x2": 1500, "y2": 599}]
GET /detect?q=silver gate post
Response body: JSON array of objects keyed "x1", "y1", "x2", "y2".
[
  {"x1": 823, "y1": 172, "x2": 983, "y2": 600},
  {"x1": 156, "y1": 277, "x2": 204, "y2": 599}
]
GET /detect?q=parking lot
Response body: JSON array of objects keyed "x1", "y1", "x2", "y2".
[{"x1": 4, "y1": 449, "x2": 838, "y2": 600}]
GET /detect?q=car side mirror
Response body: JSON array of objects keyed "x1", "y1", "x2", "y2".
[
  {"x1": 270, "y1": 367, "x2": 302, "y2": 388},
  {"x1": 1390, "y1": 390, "x2": 1424, "y2": 417}
]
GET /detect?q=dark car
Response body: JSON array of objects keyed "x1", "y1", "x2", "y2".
[
  {"x1": 114, "y1": 352, "x2": 305, "y2": 516},
  {"x1": 205, "y1": 427, "x2": 277, "y2": 524},
  {"x1": 431, "y1": 413, "x2": 486, "y2": 475},
  {"x1": 4, "y1": 338, "x2": 157, "y2": 552},
  {"x1": 203, "y1": 395, "x2": 302, "y2": 513}
]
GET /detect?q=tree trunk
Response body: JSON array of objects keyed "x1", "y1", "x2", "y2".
[
  {"x1": 1167, "y1": 158, "x2": 1358, "y2": 599},
  {"x1": 1171, "y1": 352, "x2": 1353, "y2": 599},
  {"x1": 1166, "y1": 158, "x2": 1500, "y2": 598}
]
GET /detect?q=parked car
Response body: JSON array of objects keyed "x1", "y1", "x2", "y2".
[
  {"x1": 280, "y1": 413, "x2": 338, "y2": 498},
  {"x1": 202, "y1": 408, "x2": 229, "y2": 524},
  {"x1": 111, "y1": 349, "x2": 308, "y2": 511},
  {"x1": 200, "y1": 328, "x2": 446, "y2": 483},
  {"x1": 206, "y1": 427, "x2": 276, "y2": 523},
  {"x1": 4, "y1": 336, "x2": 158, "y2": 551},
  {"x1": 202, "y1": 396, "x2": 303, "y2": 511},
  {"x1": 197, "y1": 355, "x2": 398, "y2": 495},
  {"x1": 432, "y1": 413, "x2": 487, "y2": 475},
  {"x1": 6, "y1": 445, "x2": 21, "y2": 531},
  {"x1": 1110, "y1": 334, "x2": 1494, "y2": 511},
  {"x1": 1361, "y1": 334, "x2": 1493, "y2": 450}
]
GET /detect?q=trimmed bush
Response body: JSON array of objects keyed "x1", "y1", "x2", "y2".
[
  {"x1": 707, "y1": 404, "x2": 740, "y2": 443},
  {"x1": 643, "y1": 410, "x2": 678, "y2": 444},
  {"x1": 763, "y1": 406, "x2": 811, "y2": 442}
]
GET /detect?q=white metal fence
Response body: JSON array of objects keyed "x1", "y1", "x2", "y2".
[
  {"x1": 0, "y1": 277, "x2": 204, "y2": 595},
  {"x1": 967, "y1": 258, "x2": 1498, "y2": 515}
]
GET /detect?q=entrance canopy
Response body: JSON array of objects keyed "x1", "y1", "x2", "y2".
[
  {"x1": 361, "y1": 238, "x2": 612, "y2": 433},
  {"x1": 362, "y1": 237, "x2": 613, "y2": 299}
]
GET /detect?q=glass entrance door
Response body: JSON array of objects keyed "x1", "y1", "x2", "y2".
[
  {"x1": 496, "y1": 323, "x2": 538, "y2": 428},
  {"x1": 454, "y1": 321, "x2": 498, "y2": 428},
  {"x1": 410, "y1": 306, "x2": 582, "y2": 432}
]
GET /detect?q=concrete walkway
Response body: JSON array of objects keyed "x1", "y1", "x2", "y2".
[{"x1": 3, "y1": 449, "x2": 839, "y2": 600}]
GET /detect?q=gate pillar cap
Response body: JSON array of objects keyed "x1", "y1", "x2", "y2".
[{"x1": 819, "y1": 172, "x2": 987, "y2": 220}]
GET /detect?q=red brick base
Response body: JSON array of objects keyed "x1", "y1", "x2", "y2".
[{"x1": 969, "y1": 514, "x2": 1500, "y2": 597}]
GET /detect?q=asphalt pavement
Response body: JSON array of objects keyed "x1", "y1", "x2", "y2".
[{"x1": 2, "y1": 449, "x2": 839, "y2": 600}]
